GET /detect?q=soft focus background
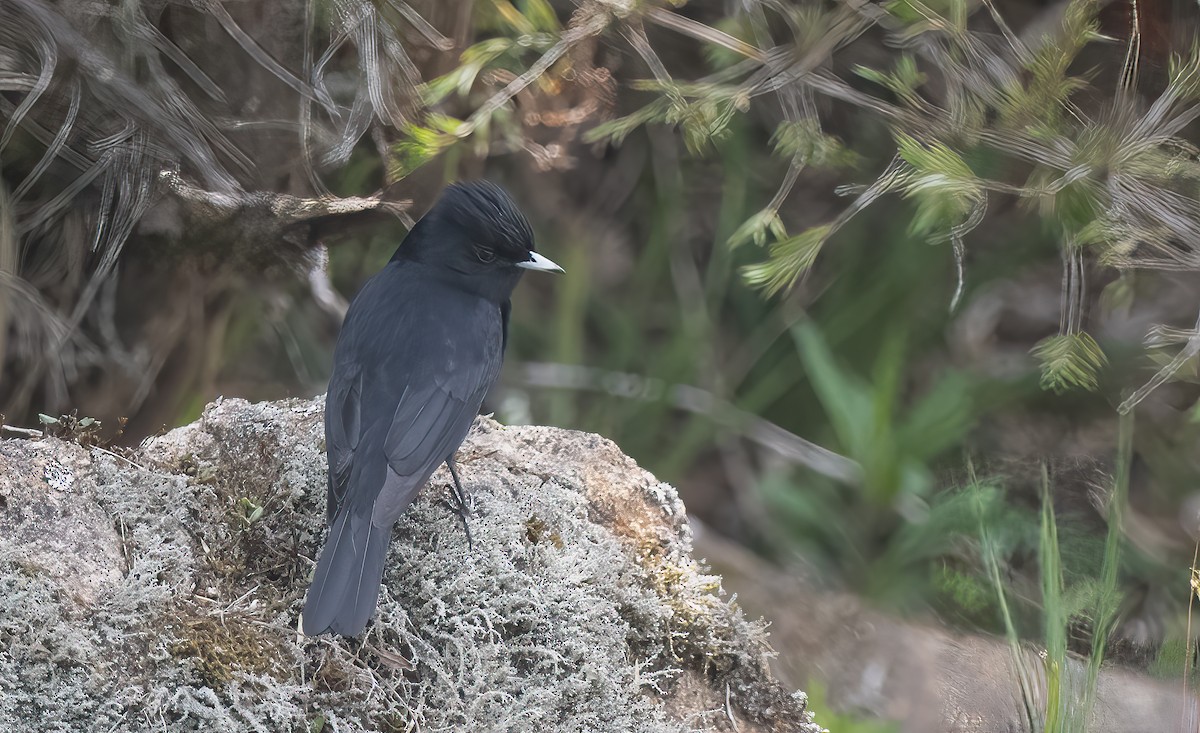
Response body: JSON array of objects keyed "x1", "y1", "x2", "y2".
[{"x1": 5, "y1": 0, "x2": 1200, "y2": 727}]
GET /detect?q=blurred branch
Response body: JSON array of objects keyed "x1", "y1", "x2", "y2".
[
  {"x1": 461, "y1": 6, "x2": 610, "y2": 136},
  {"x1": 643, "y1": 6, "x2": 767, "y2": 62},
  {"x1": 518, "y1": 361, "x2": 862, "y2": 484},
  {"x1": 1119, "y1": 307, "x2": 1200, "y2": 414},
  {"x1": 308, "y1": 245, "x2": 349, "y2": 323},
  {"x1": 389, "y1": 0, "x2": 455, "y2": 51},
  {"x1": 0, "y1": 179, "x2": 13, "y2": 372},
  {"x1": 0, "y1": 424, "x2": 42, "y2": 437},
  {"x1": 194, "y1": 0, "x2": 329, "y2": 108}
]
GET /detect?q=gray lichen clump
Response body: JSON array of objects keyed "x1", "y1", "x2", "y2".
[{"x1": 0, "y1": 397, "x2": 820, "y2": 733}]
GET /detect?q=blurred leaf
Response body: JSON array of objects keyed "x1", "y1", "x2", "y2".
[
  {"x1": 490, "y1": 0, "x2": 536, "y2": 35},
  {"x1": 669, "y1": 98, "x2": 739, "y2": 155},
  {"x1": 900, "y1": 371, "x2": 974, "y2": 459},
  {"x1": 583, "y1": 98, "x2": 671, "y2": 145},
  {"x1": 1039, "y1": 466, "x2": 1070, "y2": 731},
  {"x1": 895, "y1": 133, "x2": 982, "y2": 236},
  {"x1": 235, "y1": 497, "x2": 265, "y2": 526},
  {"x1": 771, "y1": 119, "x2": 858, "y2": 169},
  {"x1": 997, "y1": 0, "x2": 1097, "y2": 134},
  {"x1": 887, "y1": 487, "x2": 997, "y2": 570},
  {"x1": 1060, "y1": 576, "x2": 1103, "y2": 618},
  {"x1": 389, "y1": 114, "x2": 465, "y2": 178},
  {"x1": 742, "y1": 225, "x2": 831, "y2": 295},
  {"x1": 897, "y1": 133, "x2": 973, "y2": 179},
  {"x1": 791, "y1": 321, "x2": 874, "y2": 458},
  {"x1": 519, "y1": 0, "x2": 560, "y2": 33},
  {"x1": 1027, "y1": 166, "x2": 1104, "y2": 236},
  {"x1": 760, "y1": 472, "x2": 847, "y2": 541},
  {"x1": 624, "y1": 80, "x2": 748, "y2": 155},
  {"x1": 935, "y1": 565, "x2": 993, "y2": 616},
  {"x1": 1031, "y1": 332, "x2": 1108, "y2": 393},
  {"x1": 726, "y1": 207, "x2": 787, "y2": 249},
  {"x1": 703, "y1": 17, "x2": 755, "y2": 69},
  {"x1": 854, "y1": 55, "x2": 927, "y2": 107},
  {"x1": 883, "y1": 0, "x2": 968, "y2": 28},
  {"x1": 421, "y1": 39, "x2": 514, "y2": 105}
]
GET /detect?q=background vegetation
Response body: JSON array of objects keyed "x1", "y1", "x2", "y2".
[{"x1": 5, "y1": 0, "x2": 1200, "y2": 727}]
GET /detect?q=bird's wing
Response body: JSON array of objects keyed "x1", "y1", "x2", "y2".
[
  {"x1": 324, "y1": 362, "x2": 363, "y2": 521},
  {"x1": 369, "y1": 357, "x2": 497, "y2": 525}
]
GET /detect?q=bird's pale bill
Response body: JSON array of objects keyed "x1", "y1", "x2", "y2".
[{"x1": 515, "y1": 251, "x2": 564, "y2": 273}]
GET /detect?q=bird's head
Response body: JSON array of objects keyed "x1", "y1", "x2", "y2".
[{"x1": 396, "y1": 181, "x2": 563, "y2": 301}]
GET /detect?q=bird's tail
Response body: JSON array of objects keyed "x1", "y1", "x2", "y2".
[{"x1": 302, "y1": 510, "x2": 391, "y2": 636}]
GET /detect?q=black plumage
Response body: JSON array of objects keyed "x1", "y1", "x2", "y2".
[{"x1": 302, "y1": 181, "x2": 563, "y2": 636}]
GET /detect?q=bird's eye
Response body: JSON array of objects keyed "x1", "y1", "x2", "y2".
[{"x1": 475, "y1": 246, "x2": 496, "y2": 263}]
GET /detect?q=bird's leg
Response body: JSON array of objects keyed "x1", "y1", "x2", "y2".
[
  {"x1": 446, "y1": 458, "x2": 474, "y2": 550},
  {"x1": 446, "y1": 458, "x2": 474, "y2": 513}
]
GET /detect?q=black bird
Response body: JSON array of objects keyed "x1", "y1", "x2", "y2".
[{"x1": 302, "y1": 181, "x2": 563, "y2": 637}]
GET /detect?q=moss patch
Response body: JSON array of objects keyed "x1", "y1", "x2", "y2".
[{"x1": 168, "y1": 611, "x2": 289, "y2": 687}]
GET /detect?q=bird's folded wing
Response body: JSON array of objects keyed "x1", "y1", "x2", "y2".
[
  {"x1": 371, "y1": 362, "x2": 497, "y2": 526},
  {"x1": 324, "y1": 365, "x2": 363, "y2": 521}
]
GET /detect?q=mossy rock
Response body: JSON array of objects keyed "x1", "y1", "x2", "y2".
[{"x1": 0, "y1": 396, "x2": 818, "y2": 732}]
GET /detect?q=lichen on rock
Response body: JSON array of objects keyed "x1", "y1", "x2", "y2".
[{"x1": 0, "y1": 396, "x2": 820, "y2": 733}]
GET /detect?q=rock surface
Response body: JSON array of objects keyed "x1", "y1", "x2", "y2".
[{"x1": 0, "y1": 396, "x2": 819, "y2": 733}]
